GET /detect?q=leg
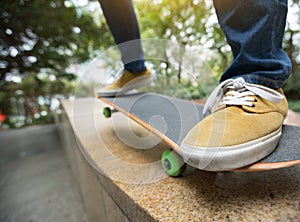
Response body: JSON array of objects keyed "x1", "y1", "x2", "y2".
[
  {"x1": 98, "y1": 0, "x2": 146, "y2": 73},
  {"x1": 213, "y1": 0, "x2": 291, "y2": 88}
]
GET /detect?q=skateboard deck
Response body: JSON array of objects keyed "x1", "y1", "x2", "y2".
[{"x1": 97, "y1": 92, "x2": 300, "y2": 175}]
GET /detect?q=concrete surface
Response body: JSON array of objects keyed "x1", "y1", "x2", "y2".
[
  {"x1": 0, "y1": 125, "x2": 87, "y2": 222},
  {"x1": 61, "y1": 98, "x2": 300, "y2": 221}
]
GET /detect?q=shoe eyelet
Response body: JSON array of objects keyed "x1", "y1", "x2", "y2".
[{"x1": 251, "y1": 104, "x2": 255, "y2": 108}]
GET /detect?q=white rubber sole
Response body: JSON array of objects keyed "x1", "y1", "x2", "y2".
[
  {"x1": 98, "y1": 76, "x2": 152, "y2": 97},
  {"x1": 180, "y1": 127, "x2": 282, "y2": 171}
]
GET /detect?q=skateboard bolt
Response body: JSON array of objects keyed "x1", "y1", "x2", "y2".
[{"x1": 164, "y1": 159, "x2": 172, "y2": 170}]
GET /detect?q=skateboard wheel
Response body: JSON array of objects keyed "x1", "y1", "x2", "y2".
[
  {"x1": 162, "y1": 149, "x2": 186, "y2": 177},
  {"x1": 103, "y1": 107, "x2": 112, "y2": 118}
]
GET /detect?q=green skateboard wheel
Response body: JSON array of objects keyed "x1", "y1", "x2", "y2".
[
  {"x1": 162, "y1": 149, "x2": 186, "y2": 177},
  {"x1": 103, "y1": 107, "x2": 112, "y2": 118}
]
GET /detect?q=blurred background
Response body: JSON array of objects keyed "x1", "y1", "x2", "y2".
[{"x1": 1, "y1": 0, "x2": 300, "y2": 130}]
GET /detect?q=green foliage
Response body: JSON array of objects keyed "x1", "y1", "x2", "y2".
[
  {"x1": 0, "y1": 73, "x2": 76, "y2": 128},
  {"x1": 1, "y1": 0, "x2": 102, "y2": 80},
  {"x1": 0, "y1": 0, "x2": 111, "y2": 129},
  {"x1": 283, "y1": 1, "x2": 300, "y2": 100},
  {"x1": 135, "y1": 0, "x2": 229, "y2": 82},
  {"x1": 283, "y1": 71, "x2": 300, "y2": 100},
  {"x1": 288, "y1": 100, "x2": 300, "y2": 112}
]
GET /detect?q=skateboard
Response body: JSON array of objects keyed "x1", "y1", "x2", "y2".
[{"x1": 97, "y1": 91, "x2": 300, "y2": 176}]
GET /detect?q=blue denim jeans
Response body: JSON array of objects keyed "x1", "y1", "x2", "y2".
[
  {"x1": 100, "y1": 0, "x2": 291, "y2": 88},
  {"x1": 98, "y1": 0, "x2": 147, "y2": 73},
  {"x1": 213, "y1": 0, "x2": 291, "y2": 88}
]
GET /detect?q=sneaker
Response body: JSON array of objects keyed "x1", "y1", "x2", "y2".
[
  {"x1": 180, "y1": 77, "x2": 288, "y2": 171},
  {"x1": 98, "y1": 69, "x2": 152, "y2": 97}
]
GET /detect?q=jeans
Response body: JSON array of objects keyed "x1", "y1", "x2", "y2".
[
  {"x1": 99, "y1": 0, "x2": 291, "y2": 88},
  {"x1": 98, "y1": 0, "x2": 147, "y2": 73},
  {"x1": 213, "y1": 0, "x2": 291, "y2": 88}
]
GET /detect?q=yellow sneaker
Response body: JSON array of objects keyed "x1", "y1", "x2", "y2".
[
  {"x1": 98, "y1": 69, "x2": 152, "y2": 96},
  {"x1": 180, "y1": 77, "x2": 288, "y2": 171}
]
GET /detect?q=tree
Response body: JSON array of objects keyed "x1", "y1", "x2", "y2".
[
  {"x1": 136, "y1": 0, "x2": 231, "y2": 79},
  {"x1": 0, "y1": 0, "x2": 112, "y2": 128},
  {"x1": 0, "y1": 0, "x2": 109, "y2": 82},
  {"x1": 132, "y1": 0, "x2": 228, "y2": 99}
]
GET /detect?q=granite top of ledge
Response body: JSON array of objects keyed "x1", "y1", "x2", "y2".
[{"x1": 62, "y1": 98, "x2": 300, "y2": 221}]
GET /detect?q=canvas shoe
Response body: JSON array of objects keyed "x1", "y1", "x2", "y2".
[
  {"x1": 180, "y1": 77, "x2": 288, "y2": 171},
  {"x1": 98, "y1": 69, "x2": 152, "y2": 97}
]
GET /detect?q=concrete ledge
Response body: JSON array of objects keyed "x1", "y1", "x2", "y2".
[{"x1": 59, "y1": 98, "x2": 300, "y2": 221}]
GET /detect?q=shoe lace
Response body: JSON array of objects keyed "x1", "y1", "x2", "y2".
[{"x1": 203, "y1": 77, "x2": 284, "y2": 117}]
